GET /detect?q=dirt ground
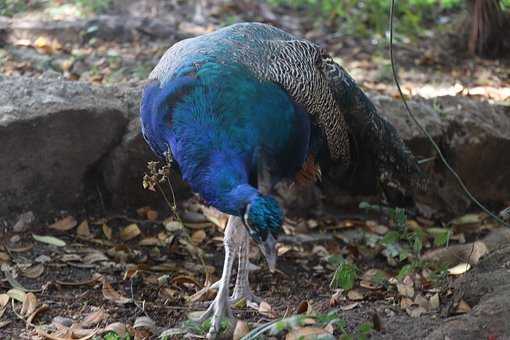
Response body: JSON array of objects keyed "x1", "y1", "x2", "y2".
[{"x1": 1, "y1": 0, "x2": 509, "y2": 339}]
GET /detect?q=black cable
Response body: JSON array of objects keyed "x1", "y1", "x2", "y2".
[{"x1": 388, "y1": 0, "x2": 510, "y2": 228}]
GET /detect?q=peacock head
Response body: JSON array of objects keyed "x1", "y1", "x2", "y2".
[{"x1": 243, "y1": 195, "x2": 284, "y2": 272}]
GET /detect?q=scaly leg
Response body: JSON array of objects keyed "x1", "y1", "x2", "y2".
[
  {"x1": 196, "y1": 216, "x2": 244, "y2": 339},
  {"x1": 230, "y1": 227, "x2": 261, "y2": 307}
]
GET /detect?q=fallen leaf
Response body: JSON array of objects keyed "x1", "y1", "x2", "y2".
[
  {"x1": 0, "y1": 294, "x2": 9, "y2": 308},
  {"x1": 329, "y1": 289, "x2": 345, "y2": 307},
  {"x1": 233, "y1": 320, "x2": 250, "y2": 340},
  {"x1": 429, "y1": 293, "x2": 440, "y2": 310},
  {"x1": 397, "y1": 277, "x2": 415, "y2": 298},
  {"x1": 159, "y1": 328, "x2": 187, "y2": 338},
  {"x1": 83, "y1": 251, "x2": 109, "y2": 264},
  {"x1": 120, "y1": 224, "x2": 141, "y2": 241},
  {"x1": 138, "y1": 237, "x2": 162, "y2": 246},
  {"x1": 164, "y1": 220, "x2": 184, "y2": 232},
  {"x1": 296, "y1": 300, "x2": 308, "y2": 314},
  {"x1": 259, "y1": 301, "x2": 277, "y2": 318},
  {"x1": 455, "y1": 299, "x2": 471, "y2": 314},
  {"x1": 347, "y1": 289, "x2": 364, "y2": 301},
  {"x1": 0, "y1": 252, "x2": 10, "y2": 263},
  {"x1": 102, "y1": 322, "x2": 128, "y2": 337},
  {"x1": 191, "y1": 230, "x2": 206, "y2": 245},
  {"x1": 32, "y1": 234, "x2": 66, "y2": 247},
  {"x1": 21, "y1": 292, "x2": 38, "y2": 317},
  {"x1": 12, "y1": 211, "x2": 35, "y2": 232},
  {"x1": 134, "y1": 316, "x2": 156, "y2": 331},
  {"x1": 48, "y1": 216, "x2": 77, "y2": 231},
  {"x1": 406, "y1": 305, "x2": 426, "y2": 318},
  {"x1": 7, "y1": 289, "x2": 25, "y2": 302},
  {"x1": 340, "y1": 302, "x2": 360, "y2": 311},
  {"x1": 102, "y1": 224, "x2": 112, "y2": 240},
  {"x1": 400, "y1": 297, "x2": 413, "y2": 309},
  {"x1": 77, "y1": 220, "x2": 92, "y2": 239},
  {"x1": 448, "y1": 263, "x2": 471, "y2": 275},
  {"x1": 360, "y1": 269, "x2": 389, "y2": 289},
  {"x1": 21, "y1": 264, "x2": 45, "y2": 279},
  {"x1": 101, "y1": 279, "x2": 131, "y2": 305},
  {"x1": 81, "y1": 308, "x2": 107, "y2": 327},
  {"x1": 286, "y1": 327, "x2": 331, "y2": 340}
]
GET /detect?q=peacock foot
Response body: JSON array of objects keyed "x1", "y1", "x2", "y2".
[
  {"x1": 231, "y1": 285, "x2": 261, "y2": 308},
  {"x1": 194, "y1": 284, "x2": 233, "y2": 339}
]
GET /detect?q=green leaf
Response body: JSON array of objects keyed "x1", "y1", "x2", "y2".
[
  {"x1": 358, "y1": 322, "x2": 374, "y2": 334},
  {"x1": 332, "y1": 261, "x2": 358, "y2": 291},
  {"x1": 433, "y1": 229, "x2": 451, "y2": 247},
  {"x1": 397, "y1": 264, "x2": 414, "y2": 281},
  {"x1": 32, "y1": 234, "x2": 66, "y2": 247},
  {"x1": 381, "y1": 231, "x2": 400, "y2": 245}
]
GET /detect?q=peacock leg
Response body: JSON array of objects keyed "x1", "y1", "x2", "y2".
[
  {"x1": 196, "y1": 216, "x2": 244, "y2": 339},
  {"x1": 230, "y1": 226, "x2": 261, "y2": 307}
]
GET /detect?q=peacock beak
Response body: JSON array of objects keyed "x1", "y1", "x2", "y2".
[{"x1": 258, "y1": 233, "x2": 277, "y2": 273}]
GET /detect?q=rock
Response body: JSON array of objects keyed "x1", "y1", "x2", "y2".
[
  {"x1": 370, "y1": 94, "x2": 510, "y2": 214},
  {"x1": 12, "y1": 211, "x2": 35, "y2": 232},
  {"x1": 101, "y1": 117, "x2": 190, "y2": 209},
  {"x1": 2, "y1": 15, "x2": 182, "y2": 46},
  {"x1": 0, "y1": 76, "x2": 128, "y2": 216},
  {"x1": 426, "y1": 245, "x2": 510, "y2": 339}
]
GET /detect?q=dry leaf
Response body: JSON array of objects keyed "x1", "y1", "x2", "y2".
[
  {"x1": 101, "y1": 279, "x2": 131, "y2": 305},
  {"x1": 134, "y1": 316, "x2": 156, "y2": 331},
  {"x1": 32, "y1": 234, "x2": 66, "y2": 247},
  {"x1": 21, "y1": 264, "x2": 45, "y2": 279},
  {"x1": 120, "y1": 224, "x2": 141, "y2": 241},
  {"x1": 0, "y1": 252, "x2": 9, "y2": 263},
  {"x1": 406, "y1": 305, "x2": 427, "y2": 318},
  {"x1": 429, "y1": 293, "x2": 440, "y2": 310},
  {"x1": 0, "y1": 294, "x2": 9, "y2": 308},
  {"x1": 191, "y1": 230, "x2": 206, "y2": 245},
  {"x1": 347, "y1": 289, "x2": 364, "y2": 301},
  {"x1": 448, "y1": 263, "x2": 471, "y2": 275},
  {"x1": 259, "y1": 301, "x2": 277, "y2": 318},
  {"x1": 49, "y1": 216, "x2": 77, "y2": 231},
  {"x1": 21, "y1": 292, "x2": 38, "y2": 317},
  {"x1": 81, "y1": 308, "x2": 107, "y2": 328},
  {"x1": 102, "y1": 224, "x2": 112, "y2": 240},
  {"x1": 455, "y1": 299, "x2": 472, "y2": 314},
  {"x1": 138, "y1": 237, "x2": 162, "y2": 246},
  {"x1": 286, "y1": 327, "x2": 330, "y2": 340},
  {"x1": 400, "y1": 297, "x2": 413, "y2": 309},
  {"x1": 7, "y1": 289, "x2": 25, "y2": 302},
  {"x1": 164, "y1": 220, "x2": 184, "y2": 232},
  {"x1": 77, "y1": 220, "x2": 92, "y2": 239},
  {"x1": 296, "y1": 300, "x2": 308, "y2": 314},
  {"x1": 329, "y1": 289, "x2": 345, "y2": 307},
  {"x1": 233, "y1": 320, "x2": 250, "y2": 340},
  {"x1": 360, "y1": 269, "x2": 389, "y2": 289},
  {"x1": 83, "y1": 251, "x2": 109, "y2": 264},
  {"x1": 102, "y1": 323, "x2": 128, "y2": 337},
  {"x1": 340, "y1": 302, "x2": 359, "y2": 311}
]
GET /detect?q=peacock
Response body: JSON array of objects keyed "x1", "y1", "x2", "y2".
[{"x1": 140, "y1": 22, "x2": 426, "y2": 338}]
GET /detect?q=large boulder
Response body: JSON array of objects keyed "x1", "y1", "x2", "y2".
[
  {"x1": 371, "y1": 94, "x2": 510, "y2": 214},
  {"x1": 0, "y1": 76, "x2": 129, "y2": 217}
]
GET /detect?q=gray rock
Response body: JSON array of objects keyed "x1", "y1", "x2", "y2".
[
  {"x1": 0, "y1": 76, "x2": 129, "y2": 216},
  {"x1": 426, "y1": 245, "x2": 510, "y2": 339},
  {"x1": 371, "y1": 94, "x2": 510, "y2": 214}
]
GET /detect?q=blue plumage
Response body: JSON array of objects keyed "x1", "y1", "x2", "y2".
[{"x1": 141, "y1": 62, "x2": 310, "y2": 237}]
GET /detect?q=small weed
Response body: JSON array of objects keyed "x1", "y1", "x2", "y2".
[{"x1": 329, "y1": 256, "x2": 359, "y2": 290}]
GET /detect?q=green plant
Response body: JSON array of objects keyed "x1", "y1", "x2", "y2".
[
  {"x1": 73, "y1": 0, "x2": 111, "y2": 14},
  {"x1": 0, "y1": 0, "x2": 28, "y2": 16},
  {"x1": 268, "y1": 0, "x2": 465, "y2": 38},
  {"x1": 329, "y1": 256, "x2": 359, "y2": 290}
]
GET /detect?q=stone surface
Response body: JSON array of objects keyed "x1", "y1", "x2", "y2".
[
  {"x1": 371, "y1": 94, "x2": 510, "y2": 213},
  {"x1": 0, "y1": 76, "x2": 129, "y2": 216},
  {"x1": 1, "y1": 15, "x2": 181, "y2": 45},
  {"x1": 425, "y1": 245, "x2": 510, "y2": 340}
]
